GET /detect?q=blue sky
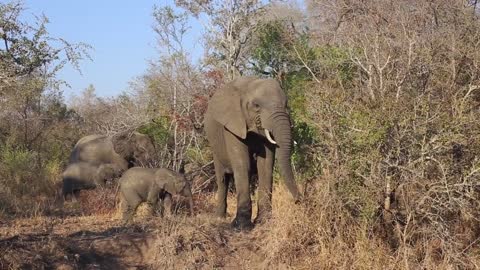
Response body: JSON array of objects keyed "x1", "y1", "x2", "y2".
[{"x1": 24, "y1": 0, "x2": 202, "y2": 99}]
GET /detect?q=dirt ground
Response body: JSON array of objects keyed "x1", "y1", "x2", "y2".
[{"x1": 0, "y1": 193, "x2": 268, "y2": 270}]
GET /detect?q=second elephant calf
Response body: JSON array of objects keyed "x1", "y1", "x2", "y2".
[
  {"x1": 62, "y1": 162, "x2": 120, "y2": 201},
  {"x1": 118, "y1": 167, "x2": 194, "y2": 223}
]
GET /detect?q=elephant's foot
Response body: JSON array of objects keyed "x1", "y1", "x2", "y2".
[{"x1": 231, "y1": 216, "x2": 254, "y2": 231}]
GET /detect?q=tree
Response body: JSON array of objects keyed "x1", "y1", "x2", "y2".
[
  {"x1": 135, "y1": 5, "x2": 212, "y2": 171},
  {"x1": 0, "y1": 1, "x2": 92, "y2": 216},
  {"x1": 0, "y1": 0, "x2": 91, "y2": 149},
  {"x1": 175, "y1": 0, "x2": 265, "y2": 80}
]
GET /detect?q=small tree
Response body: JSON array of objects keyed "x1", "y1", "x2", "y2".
[{"x1": 0, "y1": 1, "x2": 91, "y2": 149}]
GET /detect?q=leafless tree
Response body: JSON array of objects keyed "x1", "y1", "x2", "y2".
[{"x1": 175, "y1": 0, "x2": 265, "y2": 80}]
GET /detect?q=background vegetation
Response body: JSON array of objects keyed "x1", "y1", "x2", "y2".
[{"x1": 1, "y1": 0, "x2": 480, "y2": 268}]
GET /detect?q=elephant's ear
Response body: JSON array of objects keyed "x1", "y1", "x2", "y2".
[
  {"x1": 155, "y1": 169, "x2": 186, "y2": 195},
  {"x1": 161, "y1": 179, "x2": 186, "y2": 195},
  {"x1": 112, "y1": 132, "x2": 134, "y2": 159},
  {"x1": 208, "y1": 84, "x2": 247, "y2": 139}
]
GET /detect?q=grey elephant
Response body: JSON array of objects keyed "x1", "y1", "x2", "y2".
[
  {"x1": 204, "y1": 76, "x2": 301, "y2": 230},
  {"x1": 118, "y1": 167, "x2": 194, "y2": 223},
  {"x1": 69, "y1": 131, "x2": 155, "y2": 173},
  {"x1": 62, "y1": 162, "x2": 120, "y2": 201}
]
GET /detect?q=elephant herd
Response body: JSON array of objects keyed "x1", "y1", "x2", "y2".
[{"x1": 61, "y1": 76, "x2": 301, "y2": 230}]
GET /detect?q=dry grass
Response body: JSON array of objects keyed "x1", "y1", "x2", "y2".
[
  {"x1": 256, "y1": 182, "x2": 397, "y2": 269},
  {"x1": 76, "y1": 186, "x2": 118, "y2": 216},
  {"x1": 1, "y1": 179, "x2": 480, "y2": 269},
  {"x1": 253, "y1": 179, "x2": 480, "y2": 270}
]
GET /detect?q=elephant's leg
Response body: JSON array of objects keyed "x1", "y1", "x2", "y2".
[
  {"x1": 119, "y1": 193, "x2": 130, "y2": 221},
  {"x1": 121, "y1": 192, "x2": 141, "y2": 224},
  {"x1": 214, "y1": 157, "x2": 229, "y2": 218},
  {"x1": 72, "y1": 190, "x2": 81, "y2": 202},
  {"x1": 256, "y1": 145, "x2": 275, "y2": 223},
  {"x1": 146, "y1": 189, "x2": 160, "y2": 217},
  {"x1": 157, "y1": 198, "x2": 165, "y2": 217},
  {"x1": 226, "y1": 133, "x2": 253, "y2": 230},
  {"x1": 62, "y1": 181, "x2": 71, "y2": 202},
  {"x1": 163, "y1": 193, "x2": 173, "y2": 217}
]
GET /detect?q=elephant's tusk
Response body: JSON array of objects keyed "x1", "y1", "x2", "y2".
[{"x1": 265, "y1": 129, "x2": 277, "y2": 145}]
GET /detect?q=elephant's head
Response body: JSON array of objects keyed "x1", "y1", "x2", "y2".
[
  {"x1": 96, "y1": 164, "x2": 122, "y2": 183},
  {"x1": 112, "y1": 131, "x2": 155, "y2": 167},
  {"x1": 207, "y1": 77, "x2": 300, "y2": 201},
  {"x1": 156, "y1": 169, "x2": 194, "y2": 216}
]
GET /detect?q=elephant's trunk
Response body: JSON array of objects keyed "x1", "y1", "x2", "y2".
[{"x1": 270, "y1": 112, "x2": 301, "y2": 201}]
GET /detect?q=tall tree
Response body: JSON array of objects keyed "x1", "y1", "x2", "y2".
[{"x1": 176, "y1": 0, "x2": 264, "y2": 79}]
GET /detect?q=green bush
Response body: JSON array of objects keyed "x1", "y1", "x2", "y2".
[
  {"x1": 0, "y1": 145, "x2": 38, "y2": 195},
  {"x1": 138, "y1": 117, "x2": 172, "y2": 147},
  {"x1": 314, "y1": 46, "x2": 357, "y2": 88},
  {"x1": 0, "y1": 142, "x2": 60, "y2": 217}
]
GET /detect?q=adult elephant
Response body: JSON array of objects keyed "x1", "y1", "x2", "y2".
[
  {"x1": 69, "y1": 131, "x2": 155, "y2": 175},
  {"x1": 204, "y1": 76, "x2": 301, "y2": 230}
]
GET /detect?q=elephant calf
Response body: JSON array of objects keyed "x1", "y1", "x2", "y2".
[
  {"x1": 118, "y1": 167, "x2": 194, "y2": 223},
  {"x1": 62, "y1": 162, "x2": 120, "y2": 201}
]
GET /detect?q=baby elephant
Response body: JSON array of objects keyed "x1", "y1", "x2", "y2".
[
  {"x1": 118, "y1": 167, "x2": 194, "y2": 223},
  {"x1": 62, "y1": 162, "x2": 119, "y2": 201}
]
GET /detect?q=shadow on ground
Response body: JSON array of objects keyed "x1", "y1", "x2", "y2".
[{"x1": 0, "y1": 224, "x2": 156, "y2": 270}]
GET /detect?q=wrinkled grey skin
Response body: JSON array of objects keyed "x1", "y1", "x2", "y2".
[
  {"x1": 62, "y1": 162, "x2": 120, "y2": 201},
  {"x1": 69, "y1": 131, "x2": 155, "y2": 172},
  {"x1": 204, "y1": 76, "x2": 301, "y2": 230},
  {"x1": 119, "y1": 167, "x2": 194, "y2": 223}
]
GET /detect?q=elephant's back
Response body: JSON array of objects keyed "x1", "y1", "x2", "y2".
[
  {"x1": 154, "y1": 168, "x2": 182, "y2": 180},
  {"x1": 62, "y1": 162, "x2": 95, "y2": 179},
  {"x1": 75, "y1": 134, "x2": 106, "y2": 145},
  {"x1": 69, "y1": 134, "x2": 115, "y2": 164},
  {"x1": 120, "y1": 167, "x2": 157, "y2": 183}
]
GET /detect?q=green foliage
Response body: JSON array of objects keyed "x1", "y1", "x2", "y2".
[
  {"x1": 185, "y1": 145, "x2": 212, "y2": 166},
  {"x1": 314, "y1": 46, "x2": 356, "y2": 87},
  {"x1": 283, "y1": 71, "x2": 312, "y2": 119},
  {"x1": 44, "y1": 159, "x2": 62, "y2": 183},
  {"x1": 0, "y1": 1, "x2": 91, "y2": 217},
  {"x1": 252, "y1": 21, "x2": 291, "y2": 76},
  {"x1": 0, "y1": 145, "x2": 40, "y2": 196},
  {"x1": 338, "y1": 109, "x2": 390, "y2": 155},
  {"x1": 138, "y1": 118, "x2": 171, "y2": 146},
  {"x1": 1, "y1": 146, "x2": 36, "y2": 179},
  {"x1": 291, "y1": 121, "x2": 320, "y2": 178},
  {"x1": 252, "y1": 20, "x2": 319, "y2": 81},
  {"x1": 251, "y1": 20, "x2": 326, "y2": 179},
  {"x1": 0, "y1": 1, "x2": 91, "y2": 80}
]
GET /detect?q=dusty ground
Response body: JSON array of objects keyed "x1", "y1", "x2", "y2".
[{"x1": 0, "y1": 193, "x2": 268, "y2": 270}]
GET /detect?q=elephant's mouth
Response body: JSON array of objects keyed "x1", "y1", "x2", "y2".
[
  {"x1": 255, "y1": 115, "x2": 262, "y2": 130},
  {"x1": 256, "y1": 113, "x2": 277, "y2": 145}
]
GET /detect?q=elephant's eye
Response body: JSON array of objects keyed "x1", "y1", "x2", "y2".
[{"x1": 252, "y1": 102, "x2": 260, "y2": 110}]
